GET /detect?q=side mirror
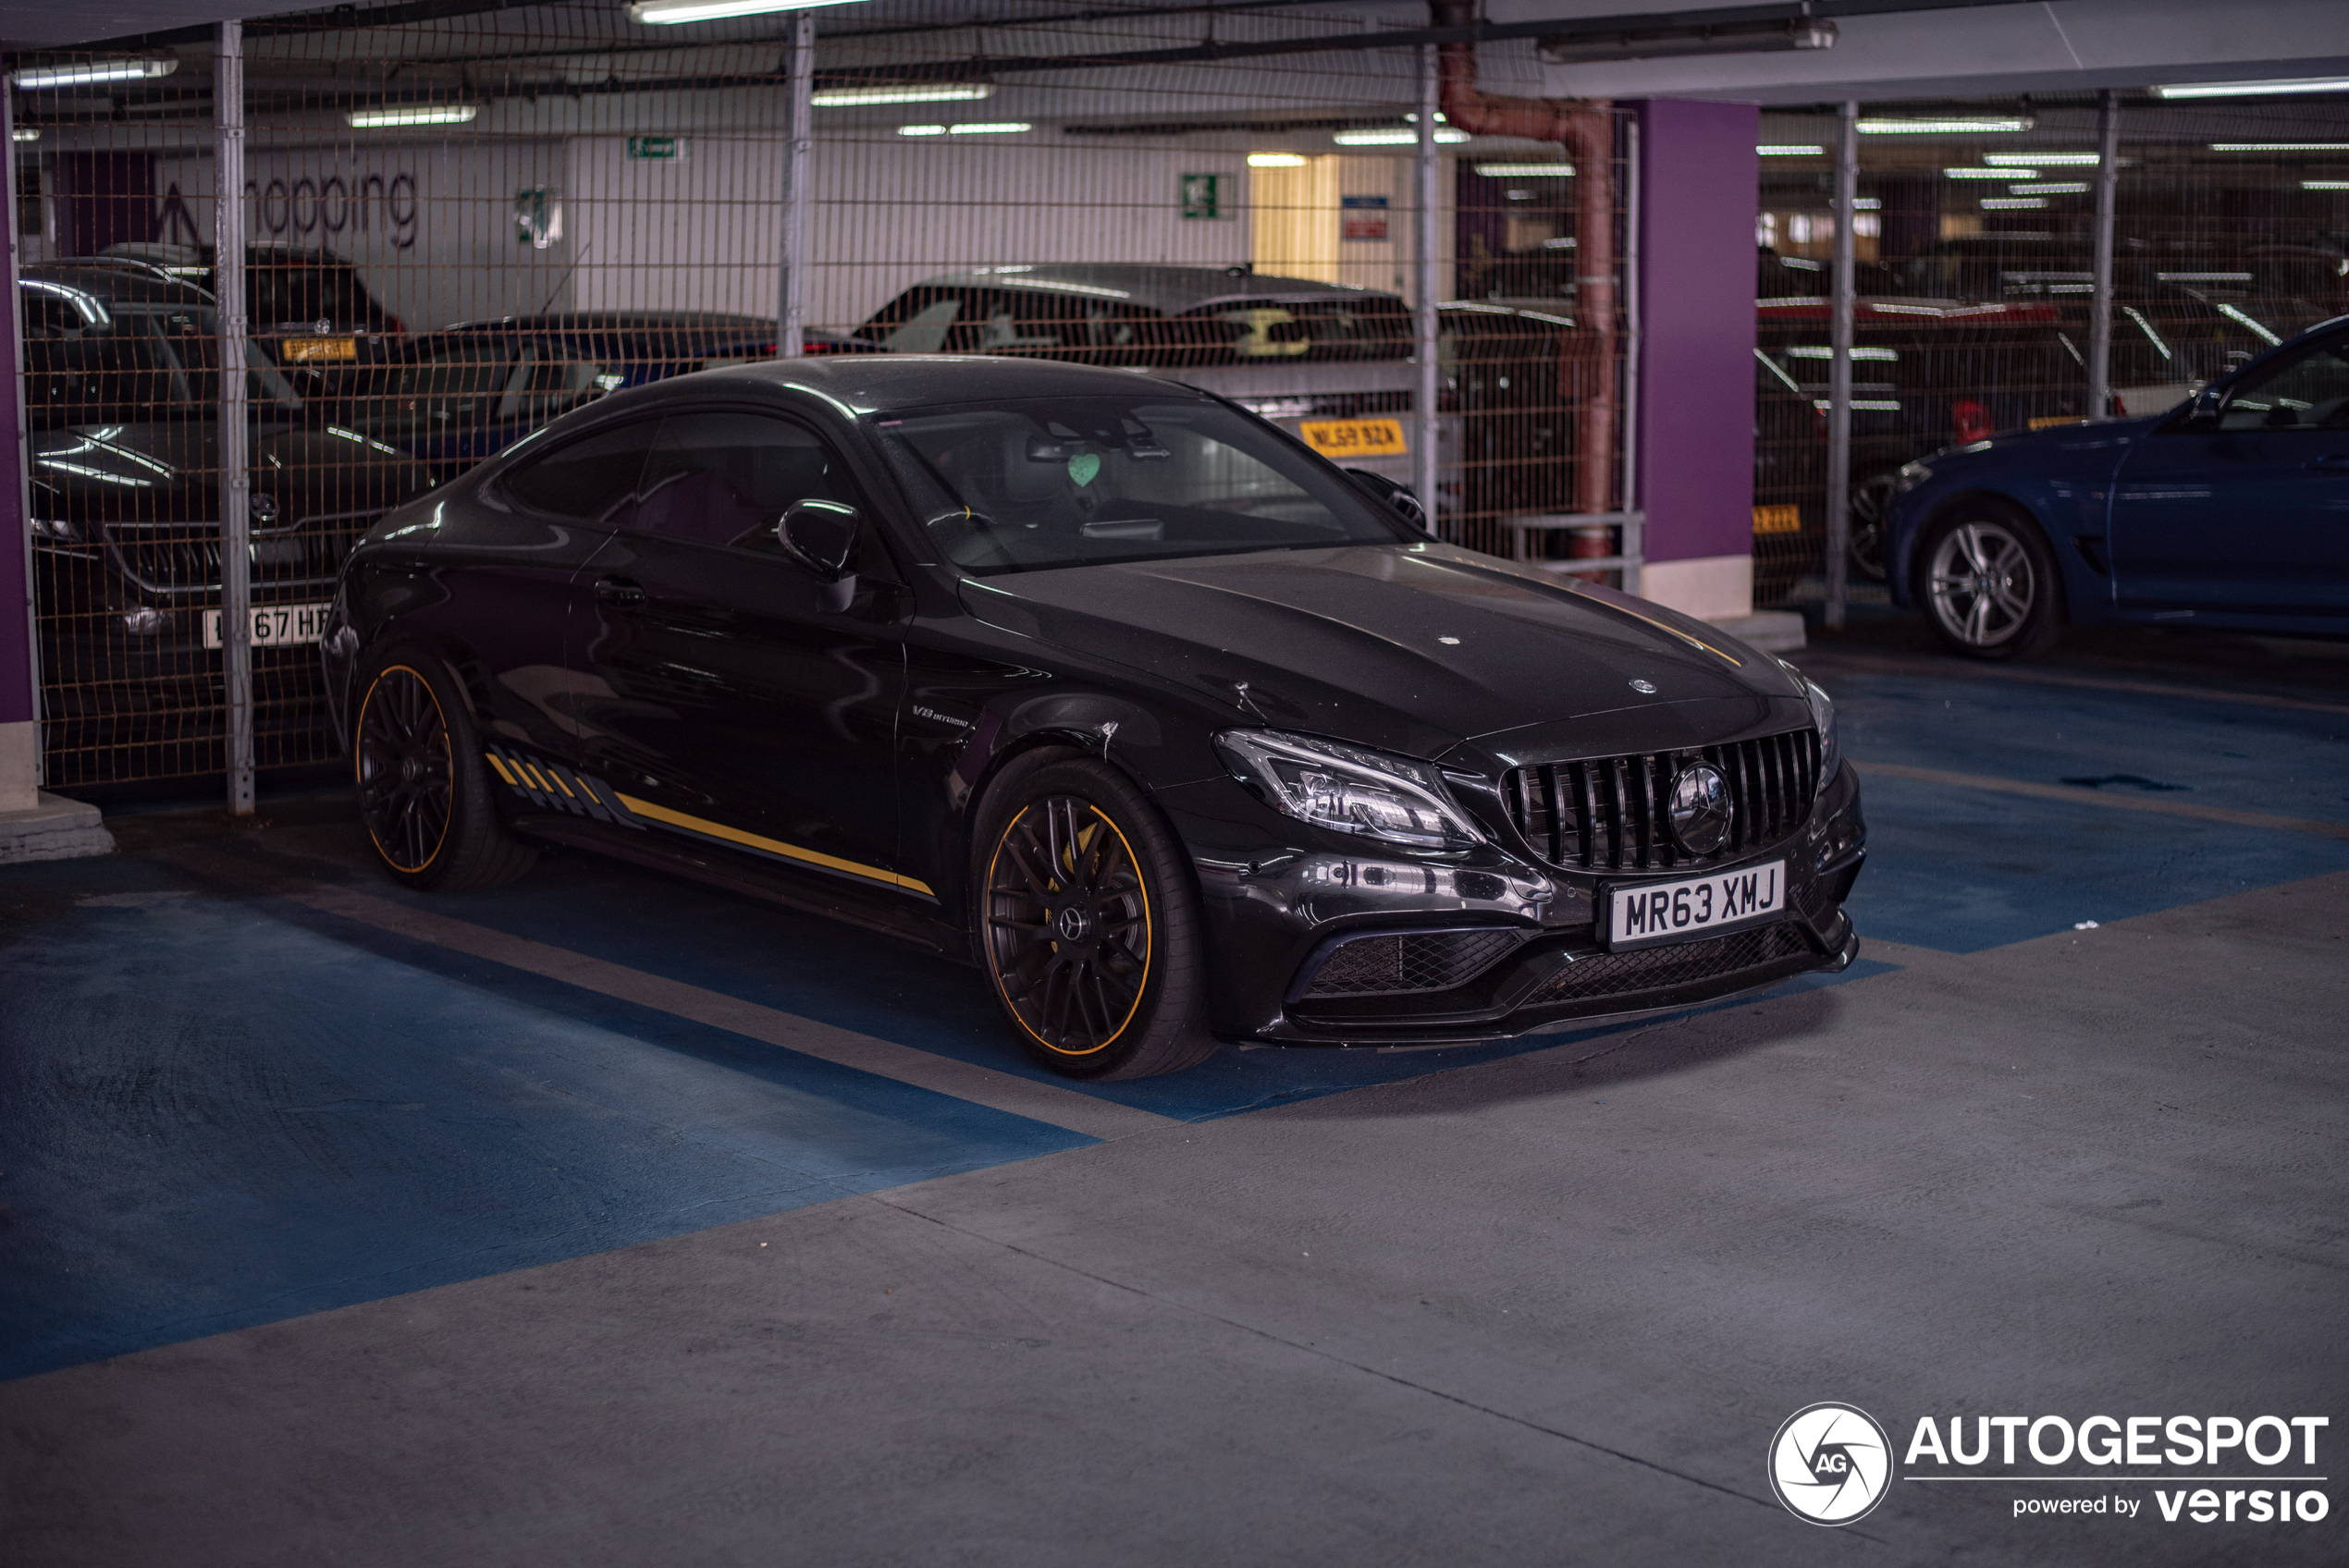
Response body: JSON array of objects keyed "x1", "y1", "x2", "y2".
[
  {"x1": 777, "y1": 497, "x2": 860, "y2": 610},
  {"x1": 1343, "y1": 468, "x2": 1433, "y2": 536},
  {"x1": 2173, "y1": 385, "x2": 2222, "y2": 431}
]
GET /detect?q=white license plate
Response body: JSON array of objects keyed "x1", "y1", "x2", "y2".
[
  {"x1": 203, "y1": 601, "x2": 333, "y2": 651},
  {"x1": 1606, "y1": 860, "x2": 1787, "y2": 950}
]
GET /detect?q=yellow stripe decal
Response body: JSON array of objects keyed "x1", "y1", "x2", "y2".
[
  {"x1": 522, "y1": 762, "x2": 553, "y2": 792},
  {"x1": 485, "y1": 753, "x2": 520, "y2": 788},
  {"x1": 614, "y1": 792, "x2": 935, "y2": 898},
  {"x1": 545, "y1": 768, "x2": 577, "y2": 799}
]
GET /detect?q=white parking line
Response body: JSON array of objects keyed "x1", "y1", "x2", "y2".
[
  {"x1": 154, "y1": 844, "x2": 1178, "y2": 1142},
  {"x1": 1853, "y1": 760, "x2": 2349, "y2": 839}
]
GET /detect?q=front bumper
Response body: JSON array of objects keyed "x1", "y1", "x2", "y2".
[{"x1": 1162, "y1": 758, "x2": 1867, "y2": 1046}]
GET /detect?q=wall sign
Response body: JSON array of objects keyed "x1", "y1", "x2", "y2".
[
  {"x1": 627, "y1": 137, "x2": 689, "y2": 161},
  {"x1": 1180, "y1": 173, "x2": 1227, "y2": 219},
  {"x1": 1341, "y1": 193, "x2": 1389, "y2": 242}
]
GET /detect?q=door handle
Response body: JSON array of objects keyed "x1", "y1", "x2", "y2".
[
  {"x1": 593, "y1": 575, "x2": 646, "y2": 606},
  {"x1": 2308, "y1": 453, "x2": 2349, "y2": 472}
]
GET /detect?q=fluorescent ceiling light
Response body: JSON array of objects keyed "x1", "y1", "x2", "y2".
[
  {"x1": 898, "y1": 125, "x2": 946, "y2": 137},
  {"x1": 348, "y1": 104, "x2": 478, "y2": 128},
  {"x1": 2306, "y1": 180, "x2": 2349, "y2": 190},
  {"x1": 1985, "y1": 152, "x2": 2099, "y2": 165},
  {"x1": 1248, "y1": 153, "x2": 1306, "y2": 167},
  {"x1": 948, "y1": 122, "x2": 1028, "y2": 135},
  {"x1": 1859, "y1": 116, "x2": 2031, "y2": 134},
  {"x1": 1757, "y1": 144, "x2": 1825, "y2": 155},
  {"x1": 12, "y1": 129, "x2": 38, "y2": 141},
  {"x1": 1946, "y1": 166, "x2": 2030, "y2": 179},
  {"x1": 2010, "y1": 182, "x2": 2089, "y2": 195},
  {"x1": 2214, "y1": 141, "x2": 2349, "y2": 152},
  {"x1": 1851, "y1": 197, "x2": 1881, "y2": 210},
  {"x1": 1787, "y1": 346, "x2": 1898, "y2": 361},
  {"x1": 2158, "y1": 77, "x2": 2349, "y2": 100},
  {"x1": 811, "y1": 83, "x2": 991, "y2": 107},
  {"x1": 629, "y1": 0, "x2": 867, "y2": 21},
  {"x1": 12, "y1": 56, "x2": 178, "y2": 90},
  {"x1": 1336, "y1": 128, "x2": 1468, "y2": 146},
  {"x1": 1538, "y1": 18, "x2": 1835, "y2": 65},
  {"x1": 2219, "y1": 301, "x2": 2279, "y2": 345},
  {"x1": 1979, "y1": 197, "x2": 2047, "y2": 210},
  {"x1": 1474, "y1": 163, "x2": 1574, "y2": 178}
]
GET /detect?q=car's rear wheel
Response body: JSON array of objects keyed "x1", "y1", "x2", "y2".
[
  {"x1": 353, "y1": 649, "x2": 537, "y2": 891},
  {"x1": 974, "y1": 753, "x2": 1218, "y2": 1080},
  {"x1": 1918, "y1": 505, "x2": 2064, "y2": 660}
]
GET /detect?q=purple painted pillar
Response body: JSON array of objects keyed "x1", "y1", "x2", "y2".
[
  {"x1": 2, "y1": 74, "x2": 38, "y2": 811},
  {"x1": 1630, "y1": 99, "x2": 1760, "y2": 622}
]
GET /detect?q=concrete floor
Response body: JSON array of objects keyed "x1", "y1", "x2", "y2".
[{"x1": 3, "y1": 621, "x2": 2347, "y2": 1565}]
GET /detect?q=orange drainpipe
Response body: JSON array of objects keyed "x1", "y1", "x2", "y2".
[{"x1": 1430, "y1": 2, "x2": 1617, "y2": 559}]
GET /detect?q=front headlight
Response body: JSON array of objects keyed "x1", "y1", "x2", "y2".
[
  {"x1": 1214, "y1": 729, "x2": 1485, "y2": 850},
  {"x1": 1893, "y1": 459, "x2": 1933, "y2": 494},
  {"x1": 1804, "y1": 679, "x2": 1839, "y2": 793}
]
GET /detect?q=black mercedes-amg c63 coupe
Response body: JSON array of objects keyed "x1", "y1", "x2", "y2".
[{"x1": 323, "y1": 355, "x2": 1865, "y2": 1078}]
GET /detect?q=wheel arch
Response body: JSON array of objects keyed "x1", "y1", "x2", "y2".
[{"x1": 1905, "y1": 487, "x2": 2072, "y2": 626}]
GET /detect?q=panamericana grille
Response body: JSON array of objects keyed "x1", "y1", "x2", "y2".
[
  {"x1": 1299, "y1": 928, "x2": 1527, "y2": 998},
  {"x1": 102, "y1": 511, "x2": 378, "y2": 596},
  {"x1": 1503, "y1": 729, "x2": 1821, "y2": 873},
  {"x1": 1531, "y1": 923, "x2": 1813, "y2": 1003}
]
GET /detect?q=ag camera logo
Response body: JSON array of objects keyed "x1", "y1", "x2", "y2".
[{"x1": 1770, "y1": 1403, "x2": 1894, "y2": 1525}]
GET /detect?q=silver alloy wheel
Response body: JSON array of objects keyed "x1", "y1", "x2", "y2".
[{"x1": 1925, "y1": 520, "x2": 2036, "y2": 648}]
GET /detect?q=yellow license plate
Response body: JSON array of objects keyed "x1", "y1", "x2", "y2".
[
  {"x1": 1299, "y1": 417, "x2": 1407, "y2": 459},
  {"x1": 1752, "y1": 504, "x2": 1802, "y2": 535},
  {"x1": 281, "y1": 337, "x2": 357, "y2": 362},
  {"x1": 2027, "y1": 414, "x2": 2085, "y2": 431}
]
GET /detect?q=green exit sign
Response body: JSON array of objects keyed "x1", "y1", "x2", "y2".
[
  {"x1": 1180, "y1": 172, "x2": 1228, "y2": 219},
  {"x1": 627, "y1": 136, "x2": 689, "y2": 161}
]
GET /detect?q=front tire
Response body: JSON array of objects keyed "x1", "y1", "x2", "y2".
[
  {"x1": 1917, "y1": 504, "x2": 2064, "y2": 660},
  {"x1": 974, "y1": 752, "x2": 1218, "y2": 1080},
  {"x1": 353, "y1": 649, "x2": 537, "y2": 891}
]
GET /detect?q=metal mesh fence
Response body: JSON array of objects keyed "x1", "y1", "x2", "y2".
[
  {"x1": 7, "y1": 4, "x2": 1636, "y2": 789},
  {"x1": 1752, "y1": 92, "x2": 2349, "y2": 610}
]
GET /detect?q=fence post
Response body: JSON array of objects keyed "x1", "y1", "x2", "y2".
[
  {"x1": 1618, "y1": 112, "x2": 1642, "y2": 598},
  {"x1": 1414, "y1": 45, "x2": 1440, "y2": 532},
  {"x1": 2087, "y1": 89, "x2": 2120, "y2": 420},
  {"x1": 1, "y1": 78, "x2": 38, "y2": 815},
  {"x1": 1824, "y1": 99, "x2": 1857, "y2": 634},
  {"x1": 218, "y1": 19, "x2": 253, "y2": 815},
  {"x1": 778, "y1": 14, "x2": 814, "y2": 359}
]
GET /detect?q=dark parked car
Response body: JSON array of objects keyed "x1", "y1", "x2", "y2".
[
  {"x1": 324, "y1": 355, "x2": 1864, "y2": 1078},
  {"x1": 21, "y1": 263, "x2": 432, "y2": 782},
  {"x1": 101, "y1": 240, "x2": 406, "y2": 380},
  {"x1": 1885, "y1": 312, "x2": 2349, "y2": 657},
  {"x1": 335, "y1": 312, "x2": 873, "y2": 479}
]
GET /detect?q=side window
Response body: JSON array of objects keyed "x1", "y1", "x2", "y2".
[
  {"x1": 880, "y1": 295, "x2": 963, "y2": 354},
  {"x1": 2220, "y1": 336, "x2": 2349, "y2": 430},
  {"x1": 499, "y1": 419, "x2": 662, "y2": 523},
  {"x1": 629, "y1": 410, "x2": 857, "y2": 552},
  {"x1": 506, "y1": 342, "x2": 610, "y2": 423}
]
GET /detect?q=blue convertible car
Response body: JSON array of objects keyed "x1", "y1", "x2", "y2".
[{"x1": 1887, "y1": 312, "x2": 2349, "y2": 657}]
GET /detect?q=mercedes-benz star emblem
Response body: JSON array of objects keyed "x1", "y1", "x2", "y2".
[
  {"x1": 1666, "y1": 763, "x2": 1734, "y2": 855},
  {"x1": 1054, "y1": 906, "x2": 1094, "y2": 943},
  {"x1": 1629, "y1": 679, "x2": 1657, "y2": 694}
]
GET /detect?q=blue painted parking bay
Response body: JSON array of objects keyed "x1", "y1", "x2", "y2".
[{"x1": 4, "y1": 655, "x2": 2343, "y2": 1382}]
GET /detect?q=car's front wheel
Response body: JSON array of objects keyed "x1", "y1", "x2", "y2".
[
  {"x1": 353, "y1": 648, "x2": 537, "y2": 890},
  {"x1": 973, "y1": 752, "x2": 1218, "y2": 1080},
  {"x1": 1918, "y1": 505, "x2": 2064, "y2": 660}
]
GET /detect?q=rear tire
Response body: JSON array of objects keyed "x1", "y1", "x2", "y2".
[
  {"x1": 1917, "y1": 503, "x2": 2065, "y2": 660},
  {"x1": 973, "y1": 751, "x2": 1219, "y2": 1080},
  {"x1": 352, "y1": 647, "x2": 537, "y2": 891}
]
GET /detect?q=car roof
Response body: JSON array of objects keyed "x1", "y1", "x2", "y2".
[
  {"x1": 442, "y1": 311, "x2": 778, "y2": 334},
  {"x1": 634, "y1": 352, "x2": 1217, "y2": 415},
  {"x1": 900, "y1": 264, "x2": 1399, "y2": 314},
  {"x1": 22, "y1": 262, "x2": 212, "y2": 309}
]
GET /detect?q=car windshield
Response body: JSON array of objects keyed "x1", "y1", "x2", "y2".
[
  {"x1": 874, "y1": 396, "x2": 1412, "y2": 574},
  {"x1": 21, "y1": 292, "x2": 306, "y2": 431}
]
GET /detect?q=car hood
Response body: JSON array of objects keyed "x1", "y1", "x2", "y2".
[
  {"x1": 957, "y1": 543, "x2": 1812, "y2": 764},
  {"x1": 1937, "y1": 412, "x2": 2164, "y2": 471},
  {"x1": 29, "y1": 420, "x2": 429, "y2": 529}
]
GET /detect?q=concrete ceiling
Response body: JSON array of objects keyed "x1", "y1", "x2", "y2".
[{"x1": 1, "y1": 0, "x2": 275, "y2": 50}]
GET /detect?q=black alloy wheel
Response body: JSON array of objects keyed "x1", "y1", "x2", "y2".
[
  {"x1": 976, "y1": 753, "x2": 1216, "y2": 1079},
  {"x1": 353, "y1": 650, "x2": 537, "y2": 890},
  {"x1": 1918, "y1": 506, "x2": 2065, "y2": 660}
]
